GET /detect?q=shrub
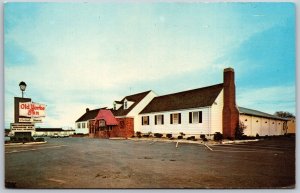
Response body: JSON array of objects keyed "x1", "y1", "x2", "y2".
[
  {"x1": 235, "y1": 122, "x2": 246, "y2": 140},
  {"x1": 179, "y1": 132, "x2": 185, "y2": 136},
  {"x1": 142, "y1": 134, "x2": 150, "y2": 138},
  {"x1": 187, "y1": 137, "x2": 191, "y2": 140},
  {"x1": 202, "y1": 138, "x2": 208, "y2": 142},
  {"x1": 166, "y1": 134, "x2": 172, "y2": 138},
  {"x1": 256, "y1": 133, "x2": 260, "y2": 139},
  {"x1": 200, "y1": 134, "x2": 205, "y2": 139},
  {"x1": 214, "y1": 132, "x2": 223, "y2": 141},
  {"x1": 35, "y1": 137, "x2": 45, "y2": 142},
  {"x1": 178, "y1": 136, "x2": 183, "y2": 139},
  {"x1": 136, "y1": 131, "x2": 142, "y2": 138},
  {"x1": 154, "y1": 133, "x2": 163, "y2": 138}
]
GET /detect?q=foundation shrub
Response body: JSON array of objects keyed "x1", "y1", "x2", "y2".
[
  {"x1": 214, "y1": 132, "x2": 223, "y2": 141},
  {"x1": 154, "y1": 133, "x2": 163, "y2": 138},
  {"x1": 166, "y1": 134, "x2": 172, "y2": 138},
  {"x1": 136, "y1": 131, "x2": 142, "y2": 138},
  {"x1": 177, "y1": 136, "x2": 183, "y2": 139},
  {"x1": 200, "y1": 134, "x2": 205, "y2": 139}
]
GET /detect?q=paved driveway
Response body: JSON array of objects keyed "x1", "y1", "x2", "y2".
[{"x1": 5, "y1": 137, "x2": 295, "y2": 188}]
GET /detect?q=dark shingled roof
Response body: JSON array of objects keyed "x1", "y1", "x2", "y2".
[
  {"x1": 75, "y1": 108, "x2": 101, "y2": 122},
  {"x1": 238, "y1": 107, "x2": 288, "y2": 121},
  {"x1": 140, "y1": 84, "x2": 223, "y2": 114},
  {"x1": 112, "y1": 90, "x2": 151, "y2": 116}
]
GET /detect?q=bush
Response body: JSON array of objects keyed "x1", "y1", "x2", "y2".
[
  {"x1": 136, "y1": 131, "x2": 142, "y2": 138},
  {"x1": 179, "y1": 132, "x2": 185, "y2": 136},
  {"x1": 154, "y1": 133, "x2": 163, "y2": 138},
  {"x1": 235, "y1": 122, "x2": 246, "y2": 140},
  {"x1": 200, "y1": 134, "x2": 206, "y2": 139},
  {"x1": 256, "y1": 133, "x2": 260, "y2": 139},
  {"x1": 202, "y1": 138, "x2": 208, "y2": 142},
  {"x1": 142, "y1": 134, "x2": 150, "y2": 138},
  {"x1": 214, "y1": 132, "x2": 223, "y2": 141},
  {"x1": 178, "y1": 136, "x2": 183, "y2": 139},
  {"x1": 35, "y1": 137, "x2": 45, "y2": 142},
  {"x1": 186, "y1": 136, "x2": 195, "y2": 140},
  {"x1": 166, "y1": 134, "x2": 172, "y2": 138}
]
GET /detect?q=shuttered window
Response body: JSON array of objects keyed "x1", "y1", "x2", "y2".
[
  {"x1": 155, "y1": 115, "x2": 164, "y2": 125},
  {"x1": 170, "y1": 113, "x2": 181, "y2": 124},
  {"x1": 189, "y1": 111, "x2": 202, "y2": 124},
  {"x1": 142, "y1": 116, "x2": 149, "y2": 125}
]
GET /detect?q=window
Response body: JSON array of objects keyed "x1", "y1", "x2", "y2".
[
  {"x1": 77, "y1": 123, "x2": 81, "y2": 128},
  {"x1": 189, "y1": 111, "x2": 202, "y2": 123},
  {"x1": 142, "y1": 116, "x2": 149, "y2": 125},
  {"x1": 82, "y1": 123, "x2": 86, "y2": 128},
  {"x1": 155, "y1": 115, "x2": 164, "y2": 125},
  {"x1": 170, "y1": 113, "x2": 181, "y2": 124},
  {"x1": 124, "y1": 101, "x2": 127, "y2": 109}
]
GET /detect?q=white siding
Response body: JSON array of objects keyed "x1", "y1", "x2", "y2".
[
  {"x1": 126, "y1": 91, "x2": 157, "y2": 132},
  {"x1": 138, "y1": 107, "x2": 211, "y2": 137},
  {"x1": 75, "y1": 121, "x2": 89, "y2": 134},
  {"x1": 210, "y1": 89, "x2": 223, "y2": 134},
  {"x1": 240, "y1": 115, "x2": 286, "y2": 136}
]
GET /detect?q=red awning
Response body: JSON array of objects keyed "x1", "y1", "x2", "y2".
[{"x1": 94, "y1": 109, "x2": 118, "y2": 126}]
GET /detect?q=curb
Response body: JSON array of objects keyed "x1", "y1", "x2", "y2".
[{"x1": 5, "y1": 141, "x2": 47, "y2": 146}]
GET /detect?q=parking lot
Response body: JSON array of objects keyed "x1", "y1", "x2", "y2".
[{"x1": 5, "y1": 136, "x2": 295, "y2": 189}]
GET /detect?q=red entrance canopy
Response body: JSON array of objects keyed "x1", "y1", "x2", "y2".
[{"x1": 94, "y1": 109, "x2": 118, "y2": 126}]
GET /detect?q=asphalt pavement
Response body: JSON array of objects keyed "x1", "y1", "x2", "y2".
[{"x1": 5, "y1": 136, "x2": 295, "y2": 189}]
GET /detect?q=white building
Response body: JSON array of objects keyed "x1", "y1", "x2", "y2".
[
  {"x1": 239, "y1": 107, "x2": 287, "y2": 136},
  {"x1": 75, "y1": 108, "x2": 101, "y2": 134}
]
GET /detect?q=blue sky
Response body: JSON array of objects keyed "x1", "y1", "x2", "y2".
[{"x1": 4, "y1": 2, "x2": 295, "y2": 128}]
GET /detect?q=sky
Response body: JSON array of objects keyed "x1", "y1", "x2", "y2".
[{"x1": 4, "y1": 2, "x2": 295, "y2": 129}]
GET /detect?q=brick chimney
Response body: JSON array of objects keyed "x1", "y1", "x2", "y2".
[{"x1": 222, "y1": 68, "x2": 239, "y2": 138}]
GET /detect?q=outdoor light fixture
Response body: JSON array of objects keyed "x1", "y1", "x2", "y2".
[{"x1": 19, "y1": 81, "x2": 27, "y2": 98}]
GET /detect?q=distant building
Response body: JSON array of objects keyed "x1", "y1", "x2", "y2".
[{"x1": 34, "y1": 128, "x2": 75, "y2": 137}]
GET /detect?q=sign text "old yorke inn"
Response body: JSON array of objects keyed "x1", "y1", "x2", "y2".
[{"x1": 19, "y1": 102, "x2": 46, "y2": 117}]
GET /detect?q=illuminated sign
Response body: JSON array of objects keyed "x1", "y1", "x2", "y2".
[{"x1": 19, "y1": 102, "x2": 46, "y2": 117}]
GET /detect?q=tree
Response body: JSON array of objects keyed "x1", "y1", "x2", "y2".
[
  {"x1": 274, "y1": 111, "x2": 295, "y2": 118},
  {"x1": 235, "y1": 122, "x2": 246, "y2": 140}
]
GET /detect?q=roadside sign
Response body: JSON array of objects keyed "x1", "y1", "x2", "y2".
[
  {"x1": 10, "y1": 123, "x2": 35, "y2": 131},
  {"x1": 19, "y1": 117, "x2": 43, "y2": 123},
  {"x1": 19, "y1": 102, "x2": 46, "y2": 117}
]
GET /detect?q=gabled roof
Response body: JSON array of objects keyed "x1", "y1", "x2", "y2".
[
  {"x1": 112, "y1": 90, "x2": 152, "y2": 117},
  {"x1": 95, "y1": 109, "x2": 118, "y2": 125},
  {"x1": 75, "y1": 108, "x2": 101, "y2": 122},
  {"x1": 238, "y1": 107, "x2": 288, "y2": 121},
  {"x1": 140, "y1": 84, "x2": 223, "y2": 114}
]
